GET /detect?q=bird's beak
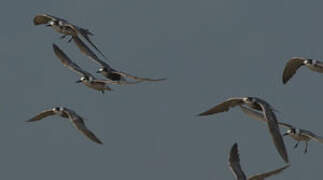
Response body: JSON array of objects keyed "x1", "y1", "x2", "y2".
[
  {"x1": 96, "y1": 70, "x2": 101, "y2": 73},
  {"x1": 75, "y1": 80, "x2": 82, "y2": 83},
  {"x1": 283, "y1": 133, "x2": 289, "y2": 136},
  {"x1": 46, "y1": 24, "x2": 51, "y2": 27}
]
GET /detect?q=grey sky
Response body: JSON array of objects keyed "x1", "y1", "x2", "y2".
[{"x1": 1, "y1": 0, "x2": 323, "y2": 179}]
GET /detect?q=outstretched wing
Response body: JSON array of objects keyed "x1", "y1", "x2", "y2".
[
  {"x1": 239, "y1": 105, "x2": 294, "y2": 129},
  {"x1": 33, "y1": 14, "x2": 57, "y2": 25},
  {"x1": 114, "y1": 71, "x2": 166, "y2": 82},
  {"x1": 254, "y1": 98, "x2": 289, "y2": 163},
  {"x1": 248, "y1": 165, "x2": 289, "y2": 180},
  {"x1": 66, "y1": 110, "x2": 103, "y2": 144},
  {"x1": 74, "y1": 26, "x2": 109, "y2": 60},
  {"x1": 198, "y1": 97, "x2": 245, "y2": 116},
  {"x1": 282, "y1": 57, "x2": 306, "y2": 84},
  {"x1": 72, "y1": 36, "x2": 111, "y2": 68},
  {"x1": 52, "y1": 44, "x2": 93, "y2": 78},
  {"x1": 26, "y1": 109, "x2": 56, "y2": 122},
  {"x1": 302, "y1": 130, "x2": 323, "y2": 144},
  {"x1": 229, "y1": 143, "x2": 247, "y2": 180}
]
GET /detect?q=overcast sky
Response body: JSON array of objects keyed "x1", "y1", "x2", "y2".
[{"x1": 1, "y1": 0, "x2": 323, "y2": 179}]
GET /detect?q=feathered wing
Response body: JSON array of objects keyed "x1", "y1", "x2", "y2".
[
  {"x1": 239, "y1": 106, "x2": 294, "y2": 129},
  {"x1": 113, "y1": 71, "x2": 167, "y2": 82},
  {"x1": 198, "y1": 98, "x2": 245, "y2": 116},
  {"x1": 72, "y1": 36, "x2": 111, "y2": 68},
  {"x1": 33, "y1": 14, "x2": 56, "y2": 25},
  {"x1": 74, "y1": 26, "x2": 109, "y2": 60},
  {"x1": 229, "y1": 143, "x2": 247, "y2": 180},
  {"x1": 52, "y1": 44, "x2": 93, "y2": 78},
  {"x1": 26, "y1": 109, "x2": 56, "y2": 122},
  {"x1": 248, "y1": 165, "x2": 289, "y2": 180},
  {"x1": 302, "y1": 130, "x2": 323, "y2": 144},
  {"x1": 66, "y1": 111, "x2": 103, "y2": 144},
  {"x1": 255, "y1": 98, "x2": 289, "y2": 163},
  {"x1": 282, "y1": 57, "x2": 305, "y2": 84}
]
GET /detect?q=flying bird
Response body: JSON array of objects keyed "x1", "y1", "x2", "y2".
[
  {"x1": 240, "y1": 106, "x2": 323, "y2": 153},
  {"x1": 26, "y1": 107, "x2": 103, "y2": 144},
  {"x1": 72, "y1": 36, "x2": 166, "y2": 83},
  {"x1": 33, "y1": 13, "x2": 108, "y2": 60},
  {"x1": 198, "y1": 97, "x2": 289, "y2": 163},
  {"x1": 52, "y1": 43, "x2": 119, "y2": 93},
  {"x1": 229, "y1": 143, "x2": 289, "y2": 180},
  {"x1": 282, "y1": 57, "x2": 323, "y2": 84}
]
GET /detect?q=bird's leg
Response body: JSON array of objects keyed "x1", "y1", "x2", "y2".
[
  {"x1": 100, "y1": 90, "x2": 104, "y2": 94},
  {"x1": 304, "y1": 142, "x2": 308, "y2": 154},
  {"x1": 294, "y1": 141, "x2": 299, "y2": 149}
]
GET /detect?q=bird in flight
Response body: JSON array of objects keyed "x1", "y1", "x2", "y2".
[
  {"x1": 72, "y1": 36, "x2": 166, "y2": 83},
  {"x1": 33, "y1": 13, "x2": 108, "y2": 60},
  {"x1": 26, "y1": 107, "x2": 103, "y2": 144},
  {"x1": 282, "y1": 57, "x2": 323, "y2": 84},
  {"x1": 52, "y1": 43, "x2": 122, "y2": 93},
  {"x1": 198, "y1": 97, "x2": 289, "y2": 163},
  {"x1": 229, "y1": 143, "x2": 289, "y2": 180},
  {"x1": 240, "y1": 105, "x2": 323, "y2": 153}
]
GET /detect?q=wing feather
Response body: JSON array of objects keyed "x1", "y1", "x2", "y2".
[
  {"x1": 26, "y1": 109, "x2": 56, "y2": 122},
  {"x1": 198, "y1": 98, "x2": 245, "y2": 116},
  {"x1": 229, "y1": 143, "x2": 247, "y2": 180},
  {"x1": 248, "y1": 165, "x2": 289, "y2": 180},
  {"x1": 282, "y1": 57, "x2": 305, "y2": 84}
]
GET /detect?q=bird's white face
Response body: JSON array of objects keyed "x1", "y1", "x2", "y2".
[
  {"x1": 80, "y1": 77, "x2": 86, "y2": 81},
  {"x1": 49, "y1": 21, "x2": 55, "y2": 26},
  {"x1": 58, "y1": 20, "x2": 64, "y2": 26},
  {"x1": 99, "y1": 68, "x2": 104, "y2": 72},
  {"x1": 52, "y1": 107, "x2": 62, "y2": 112},
  {"x1": 243, "y1": 97, "x2": 254, "y2": 103}
]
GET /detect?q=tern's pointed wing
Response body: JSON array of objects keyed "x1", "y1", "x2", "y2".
[
  {"x1": 95, "y1": 79, "x2": 143, "y2": 85},
  {"x1": 198, "y1": 97, "x2": 245, "y2": 116},
  {"x1": 302, "y1": 130, "x2": 323, "y2": 144},
  {"x1": 26, "y1": 109, "x2": 56, "y2": 122},
  {"x1": 229, "y1": 143, "x2": 247, "y2": 180},
  {"x1": 72, "y1": 36, "x2": 111, "y2": 68},
  {"x1": 114, "y1": 71, "x2": 166, "y2": 82},
  {"x1": 282, "y1": 57, "x2": 306, "y2": 84},
  {"x1": 33, "y1": 14, "x2": 57, "y2": 25},
  {"x1": 239, "y1": 106, "x2": 294, "y2": 129},
  {"x1": 248, "y1": 165, "x2": 289, "y2": 180},
  {"x1": 52, "y1": 44, "x2": 93, "y2": 77},
  {"x1": 66, "y1": 111, "x2": 103, "y2": 144},
  {"x1": 254, "y1": 98, "x2": 289, "y2": 163},
  {"x1": 74, "y1": 26, "x2": 108, "y2": 60}
]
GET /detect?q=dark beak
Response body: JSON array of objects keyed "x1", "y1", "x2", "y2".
[
  {"x1": 96, "y1": 70, "x2": 101, "y2": 73},
  {"x1": 75, "y1": 80, "x2": 82, "y2": 83},
  {"x1": 46, "y1": 24, "x2": 51, "y2": 27},
  {"x1": 283, "y1": 133, "x2": 289, "y2": 136}
]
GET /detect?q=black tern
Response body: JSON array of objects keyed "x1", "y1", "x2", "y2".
[
  {"x1": 72, "y1": 36, "x2": 166, "y2": 83},
  {"x1": 282, "y1": 57, "x2": 323, "y2": 84},
  {"x1": 229, "y1": 143, "x2": 289, "y2": 180},
  {"x1": 33, "y1": 14, "x2": 108, "y2": 60},
  {"x1": 240, "y1": 105, "x2": 323, "y2": 153},
  {"x1": 198, "y1": 97, "x2": 289, "y2": 163},
  {"x1": 26, "y1": 107, "x2": 103, "y2": 144},
  {"x1": 53, "y1": 44, "x2": 119, "y2": 93}
]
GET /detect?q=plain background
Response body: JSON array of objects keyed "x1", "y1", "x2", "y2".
[{"x1": 0, "y1": 0, "x2": 322, "y2": 179}]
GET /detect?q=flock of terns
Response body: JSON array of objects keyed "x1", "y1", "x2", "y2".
[
  {"x1": 197, "y1": 57, "x2": 323, "y2": 179},
  {"x1": 26, "y1": 13, "x2": 323, "y2": 179},
  {"x1": 28, "y1": 14, "x2": 165, "y2": 145}
]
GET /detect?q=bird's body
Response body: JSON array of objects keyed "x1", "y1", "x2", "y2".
[
  {"x1": 199, "y1": 97, "x2": 289, "y2": 163},
  {"x1": 26, "y1": 107, "x2": 103, "y2": 144},
  {"x1": 282, "y1": 57, "x2": 323, "y2": 84},
  {"x1": 229, "y1": 143, "x2": 289, "y2": 180},
  {"x1": 240, "y1": 105, "x2": 323, "y2": 153}
]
